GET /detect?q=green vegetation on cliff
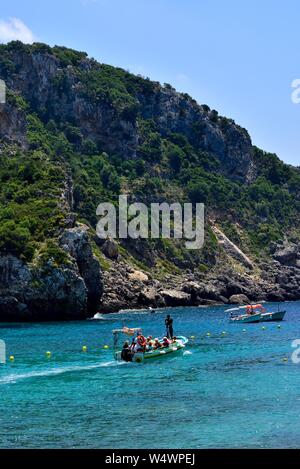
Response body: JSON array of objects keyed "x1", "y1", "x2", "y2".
[{"x1": 0, "y1": 41, "x2": 300, "y2": 273}]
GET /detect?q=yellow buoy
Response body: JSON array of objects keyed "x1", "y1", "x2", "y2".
[
  {"x1": 104, "y1": 345, "x2": 109, "y2": 349},
  {"x1": 46, "y1": 351, "x2": 51, "y2": 358},
  {"x1": 282, "y1": 357, "x2": 288, "y2": 362},
  {"x1": 222, "y1": 331, "x2": 226, "y2": 335},
  {"x1": 82, "y1": 345, "x2": 87, "y2": 352},
  {"x1": 9, "y1": 355, "x2": 15, "y2": 362},
  {"x1": 190, "y1": 336, "x2": 195, "y2": 340},
  {"x1": 206, "y1": 332, "x2": 211, "y2": 337},
  {"x1": 262, "y1": 326, "x2": 266, "y2": 330}
]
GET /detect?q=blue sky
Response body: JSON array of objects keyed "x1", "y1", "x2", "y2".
[{"x1": 0, "y1": 0, "x2": 299, "y2": 166}]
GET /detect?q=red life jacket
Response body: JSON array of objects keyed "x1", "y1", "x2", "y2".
[{"x1": 137, "y1": 335, "x2": 146, "y2": 347}]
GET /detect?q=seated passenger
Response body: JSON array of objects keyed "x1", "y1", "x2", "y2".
[
  {"x1": 162, "y1": 337, "x2": 171, "y2": 348},
  {"x1": 133, "y1": 333, "x2": 147, "y2": 354},
  {"x1": 121, "y1": 341, "x2": 133, "y2": 362},
  {"x1": 153, "y1": 338, "x2": 162, "y2": 349},
  {"x1": 146, "y1": 341, "x2": 154, "y2": 351}
]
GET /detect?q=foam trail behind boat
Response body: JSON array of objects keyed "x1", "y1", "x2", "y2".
[{"x1": 0, "y1": 360, "x2": 126, "y2": 385}]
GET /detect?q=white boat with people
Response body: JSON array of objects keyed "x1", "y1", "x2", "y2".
[
  {"x1": 113, "y1": 314, "x2": 188, "y2": 363},
  {"x1": 227, "y1": 304, "x2": 286, "y2": 323}
]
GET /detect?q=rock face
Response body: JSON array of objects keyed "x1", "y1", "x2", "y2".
[
  {"x1": 128, "y1": 270, "x2": 149, "y2": 282},
  {"x1": 97, "y1": 247, "x2": 300, "y2": 312},
  {"x1": 0, "y1": 254, "x2": 87, "y2": 320},
  {"x1": 2, "y1": 232, "x2": 299, "y2": 319},
  {"x1": 101, "y1": 239, "x2": 119, "y2": 260},
  {"x1": 160, "y1": 289, "x2": 191, "y2": 306},
  {"x1": 0, "y1": 227, "x2": 103, "y2": 321},
  {"x1": 229, "y1": 294, "x2": 250, "y2": 304},
  {"x1": 59, "y1": 226, "x2": 103, "y2": 314},
  {"x1": 0, "y1": 103, "x2": 27, "y2": 147},
  {"x1": 138, "y1": 87, "x2": 255, "y2": 182},
  {"x1": 139, "y1": 287, "x2": 164, "y2": 307},
  {"x1": 273, "y1": 245, "x2": 298, "y2": 266},
  {"x1": 1, "y1": 43, "x2": 300, "y2": 319},
  {"x1": 1, "y1": 45, "x2": 254, "y2": 183}
]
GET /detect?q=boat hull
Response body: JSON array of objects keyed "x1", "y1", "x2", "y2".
[
  {"x1": 144, "y1": 336, "x2": 188, "y2": 360},
  {"x1": 230, "y1": 313, "x2": 261, "y2": 323},
  {"x1": 230, "y1": 310, "x2": 286, "y2": 323},
  {"x1": 260, "y1": 311, "x2": 286, "y2": 322},
  {"x1": 115, "y1": 336, "x2": 188, "y2": 362}
]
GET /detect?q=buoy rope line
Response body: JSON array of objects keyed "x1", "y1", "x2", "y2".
[{"x1": 4, "y1": 327, "x2": 283, "y2": 363}]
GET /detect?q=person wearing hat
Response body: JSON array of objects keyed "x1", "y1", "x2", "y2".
[{"x1": 162, "y1": 337, "x2": 171, "y2": 348}]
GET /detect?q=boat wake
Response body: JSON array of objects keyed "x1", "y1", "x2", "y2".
[
  {"x1": 90, "y1": 307, "x2": 163, "y2": 320},
  {"x1": 0, "y1": 360, "x2": 125, "y2": 385},
  {"x1": 90, "y1": 313, "x2": 106, "y2": 320},
  {"x1": 117, "y1": 309, "x2": 156, "y2": 315}
]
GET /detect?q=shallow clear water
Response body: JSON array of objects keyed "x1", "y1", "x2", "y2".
[{"x1": 0, "y1": 302, "x2": 300, "y2": 449}]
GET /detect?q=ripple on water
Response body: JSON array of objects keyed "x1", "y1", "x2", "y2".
[{"x1": 0, "y1": 302, "x2": 300, "y2": 448}]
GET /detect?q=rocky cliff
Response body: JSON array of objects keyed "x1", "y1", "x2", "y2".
[
  {"x1": 1, "y1": 43, "x2": 254, "y2": 182},
  {"x1": 0, "y1": 41, "x2": 300, "y2": 320},
  {"x1": 0, "y1": 226, "x2": 103, "y2": 321}
]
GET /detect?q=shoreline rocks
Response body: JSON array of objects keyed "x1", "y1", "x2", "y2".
[
  {"x1": 97, "y1": 252, "x2": 300, "y2": 314},
  {"x1": 2, "y1": 246, "x2": 300, "y2": 319},
  {"x1": 229, "y1": 294, "x2": 250, "y2": 305},
  {"x1": 0, "y1": 226, "x2": 103, "y2": 321}
]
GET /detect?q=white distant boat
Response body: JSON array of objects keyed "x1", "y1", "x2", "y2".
[{"x1": 226, "y1": 304, "x2": 286, "y2": 323}]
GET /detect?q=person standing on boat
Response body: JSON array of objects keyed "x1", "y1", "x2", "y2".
[{"x1": 165, "y1": 314, "x2": 174, "y2": 339}]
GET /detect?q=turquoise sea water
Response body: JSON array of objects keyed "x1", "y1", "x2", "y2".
[{"x1": 1, "y1": 302, "x2": 300, "y2": 449}]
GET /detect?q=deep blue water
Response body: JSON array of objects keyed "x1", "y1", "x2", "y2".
[{"x1": 0, "y1": 302, "x2": 300, "y2": 449}]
